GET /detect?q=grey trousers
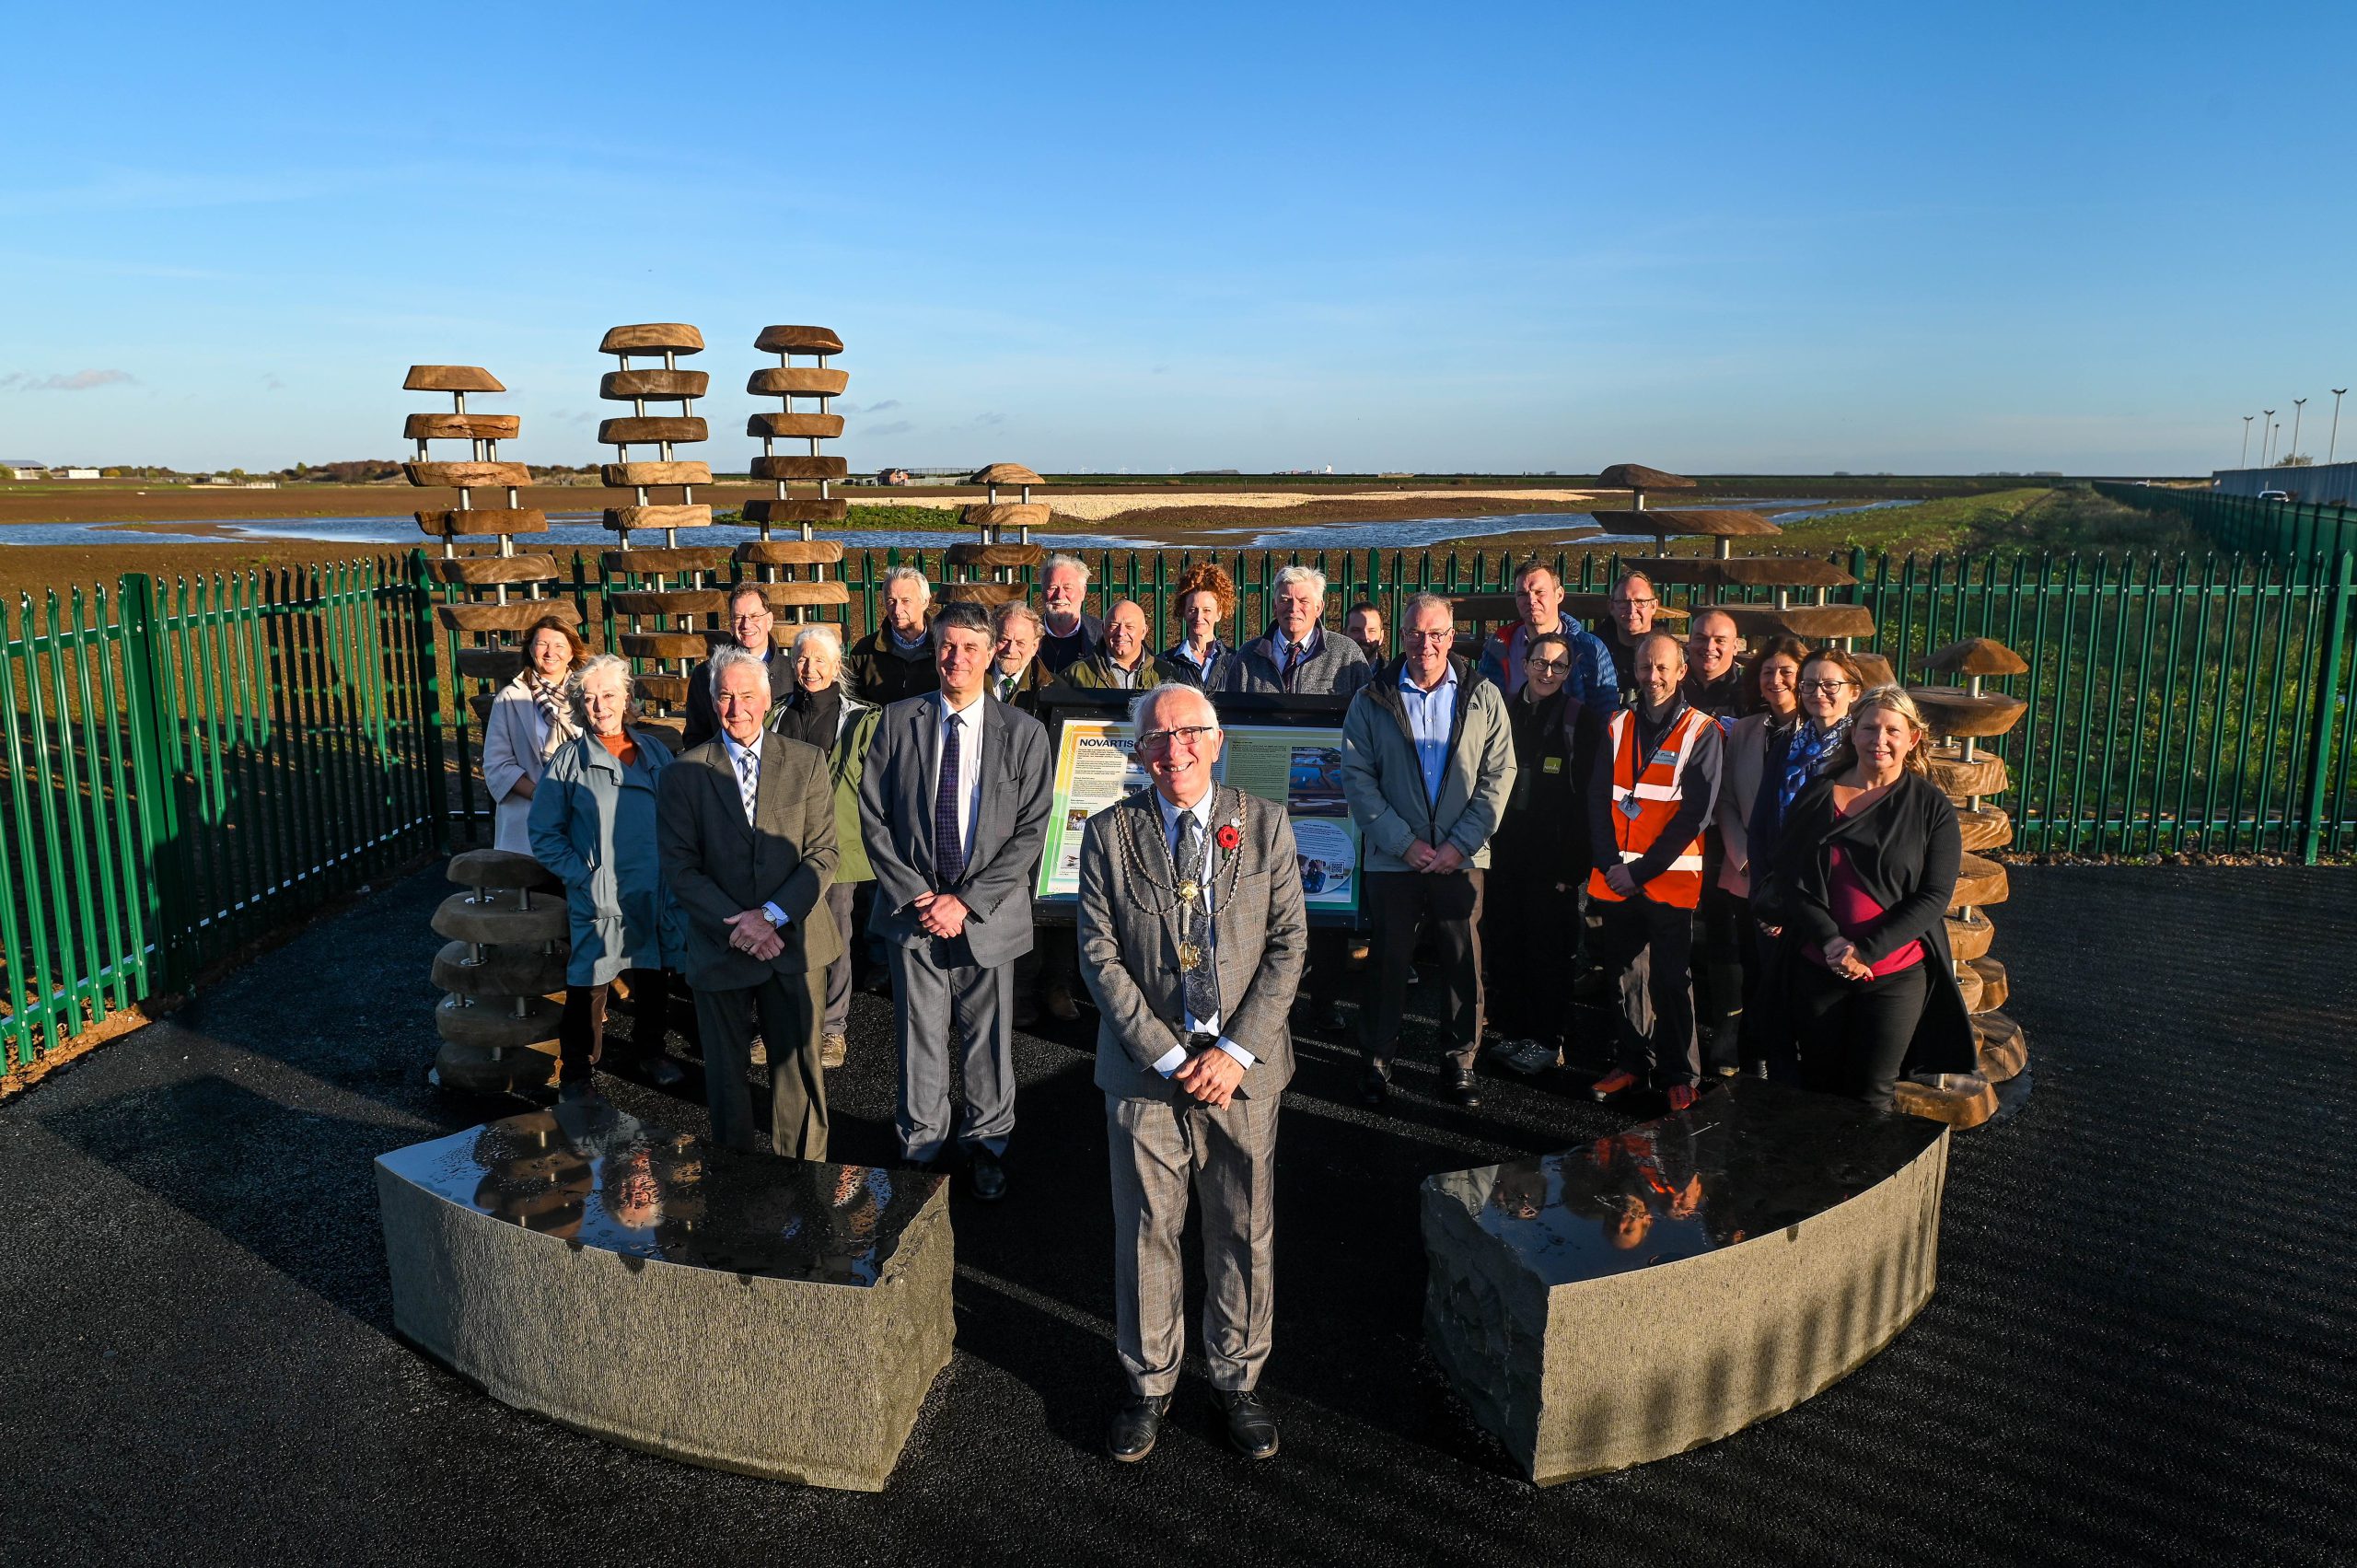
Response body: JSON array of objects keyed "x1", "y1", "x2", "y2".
[
  {"x1": 1107, "y1": 1091, "x2": 1279, "y2": 1397},
  {"x1": 888, "y1": 936, "x2": 1016, "y2": 1163},
  {"x1": 693, "y1": 968, "x2": 827, "y2": 1159},
  {"x1": 822, "y1": 880, "x2": 859, "y2": 1038}
]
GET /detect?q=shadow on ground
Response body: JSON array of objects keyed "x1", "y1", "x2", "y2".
[{"x1": 3, "y1": 865, "x2": 2352, "y2": 1565}]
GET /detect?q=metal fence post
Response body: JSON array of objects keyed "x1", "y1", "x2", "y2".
[
  {"x1": 2300, "y1": 550, "x2": 2354, "y2": 864},
  {"x1": 115, "y1": 572, "x2": 193, "y2": 995},
  {"x1": 408, "y1": 550, "x2": 452, "y2": 854}
]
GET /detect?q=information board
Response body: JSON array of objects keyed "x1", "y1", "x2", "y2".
[{"x1": 1034, "y1": 718, "x2": 1362, "y2": 921}]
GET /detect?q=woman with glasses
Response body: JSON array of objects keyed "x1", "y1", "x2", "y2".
[
  {"x1": 1716, "y1": 636, "x2": 1809, "y2": 1073},
  {"x1": 1483, "y1": 632, "x2": 1607, "y2": 1075},
  {"x1": 1746, "y1": 646, "x2": 1867, "y2": 919}
]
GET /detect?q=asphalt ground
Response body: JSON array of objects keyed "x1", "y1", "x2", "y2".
[{"x1": 3, "y1": 865, "x2": 2352, "y2": 1566}]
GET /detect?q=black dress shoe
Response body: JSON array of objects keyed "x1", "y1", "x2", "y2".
[
  {"x1": 968, "y1": 1147, "x2": 1007, "y2": 1202},
  {"x1": 1358, "y1": 1068, "x2": 1390, "y2": 1108},
  {"x1": 1106, "y1": 1393, "x2": 1169, "y2": 1462},
  {"x1": 1448, "y1": 1065, "x2": 1481, "y2": 1108},
  {"x1": 1216, "y1": 1388, "x2": 1281, "y2": 1459},
  {"x1": 640, "y1": 1056, "x2": 686, "y2": 1090}
]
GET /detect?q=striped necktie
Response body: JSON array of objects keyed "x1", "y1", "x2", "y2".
[
  {"x1": 935, "y1": 713, "x2": 966, "y2": 884},
  {"x1": 734, "y1": 741, "x2": 759, "y2": 826}
]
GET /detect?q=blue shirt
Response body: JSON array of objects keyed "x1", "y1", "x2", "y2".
[{"x1": 1399, "y1": 665, "x2": 1457, "y2": 805}]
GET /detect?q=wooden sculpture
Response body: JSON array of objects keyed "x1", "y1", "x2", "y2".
[
  {"x1": 403, "y1": 363, "x2": 582, "y2": 745},
  {"x1": 429, "y1": 850, "x2": 568, "y2": 1094},
  {"x1": 1890, "y1": 635, "x2": 2034, "y2": 1129},
  {"x1": 597, "y1": 324, "x2": 725, "y2": 749},
  {"x1": 738, "y1": 325, "x2": 853, "y2": 635},
  {"x1": 940, "y1": 463, "x2": 1048, "y2": 610}
]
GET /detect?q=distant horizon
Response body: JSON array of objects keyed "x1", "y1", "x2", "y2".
[{"x1": 7, "y1": 4, "x2": 2354, "y2": 477}]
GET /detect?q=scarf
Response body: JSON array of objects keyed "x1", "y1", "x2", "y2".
[
  {"x1": 1779, "y1": 714, "x2": 1851, "y2": 819},
  {"x1": 529, "y1": 674, "x2": 578, "y2": 762}
]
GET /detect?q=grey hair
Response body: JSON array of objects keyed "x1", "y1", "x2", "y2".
[
  {"x1": 1130, "y1": 682, "x2": 1218, "y2": 738},
  {"x1": 1402, "y1": 591, "x2": 1455, "y2": 626},
  {"x1": 882, "y1": 564, "x2": 932, "y2": 598},
  {"x1": 993, "y1": 599, "x2": 1043, "y2": 634},
  {"x1": 1043, "y1": 552, "x2": 1090, "y2": 585},
  {"x1": 726, "y1": 579, "x2": 770, "y2": 611},
  {"x1": 791, "y1": 622, "x2": 844, "y2": 656},
  {"x1": 1272, "y1": 563, "x2": 1329, "y2": 599},
  {"x1": 567, "y1": 653, "x2": 636, "y2": 723},
  {"x1": 708, "y1": 642, "x2": 773, "y2": 697}
]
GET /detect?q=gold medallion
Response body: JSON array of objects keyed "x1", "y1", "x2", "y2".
[
  {"x1": 1178, "y1": 878, "x2": 1201, "y2": 905},
  {"x1": 1178, "y1": 941, "x2": 1204, "y2": 972}
]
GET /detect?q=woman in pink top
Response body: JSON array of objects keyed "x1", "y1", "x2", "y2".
[{"x1": 1757, "y1": 688, "x2": 1976, "y2": 1110}]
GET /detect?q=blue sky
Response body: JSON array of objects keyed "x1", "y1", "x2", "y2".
[{"x1": 5, "y1": 2, "x2": 2352, "y2": 475}]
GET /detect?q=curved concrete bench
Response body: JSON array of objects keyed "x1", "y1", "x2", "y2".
[
  {"x1": 376, "y1": 1106, "x2": 953, "y2": 1491},
  {"x1": 1421, "y1": 1078, "x2": 1947, "y2": 1485}
]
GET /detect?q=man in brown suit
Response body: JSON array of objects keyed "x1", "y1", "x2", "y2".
[
  {"x1": 1076, "y1": 683, "x2": 1307, "y2": 1466},
  {"x1": 657, "y1": 644, "x2": 840, "y2": 1158}
]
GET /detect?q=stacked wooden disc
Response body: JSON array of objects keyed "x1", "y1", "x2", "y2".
[
  {"x1": 1593, "y1": 462, "x2": 1891, "y2": 683},
  {"x1": 739, "y1": 324, "x2": 853, "y2": 638},
  {"x1": 597, "y1": 324, "x2": 722, "y2": 749},
  {"x1": 403, "y1": 365, "x2": 583, "y2": 743},
  {"x1": 1891, "y1": 635, "x2": 2033, "y2": 1130},
  {"x1": 940, "y1": 463, "x2": 1047, "y2": 608},
  {"x1": 429, "y1": 849, "x2": 569, "y2": 1095}
]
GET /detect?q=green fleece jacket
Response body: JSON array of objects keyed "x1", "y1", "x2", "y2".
[{"x1": 1340, "y1": 655, "x2": 1516, "y2": 873}]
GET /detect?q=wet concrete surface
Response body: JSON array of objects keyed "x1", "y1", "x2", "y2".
[{"x1": 3, "y1": 864, "x2": 2351, "y2": 1564}]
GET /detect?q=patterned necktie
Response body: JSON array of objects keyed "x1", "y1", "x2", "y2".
[
  {"x1": 934, "y1": 713, "x2": 966, "y2": 885},
  {"x1": 734, "y1": 740, "x2": 759, "y2": 826},
  {"x1": 1281, "y1": 640, "x2": 1303, "y2": 691},
  {"x1": 1173, "y1": 807, "x2": 1219, "y2": 1028}
]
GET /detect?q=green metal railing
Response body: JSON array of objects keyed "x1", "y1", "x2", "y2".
[
  {"x1": 2, "y1": 561, "x2": 438, "y2": 1074},
  {"x1": 2100, "y1": 481, "x2": 2357, "y2": 561},
  {"x1": 420, "y1": 538, "x2": 2357, "y2": 863}
]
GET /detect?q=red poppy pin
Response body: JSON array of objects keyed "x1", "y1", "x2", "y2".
[{"x1": 1215, "y1": 822, "x2": 1242, "y2": 853}]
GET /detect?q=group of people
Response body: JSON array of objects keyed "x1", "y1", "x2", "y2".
[{"x1": 474, "y1": 548, "x2": 1973, "y2": 1465}]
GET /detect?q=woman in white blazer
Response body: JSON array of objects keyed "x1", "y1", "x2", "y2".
[{"x1": 480, "y1": 615, "x2": 587, "y2": 852}]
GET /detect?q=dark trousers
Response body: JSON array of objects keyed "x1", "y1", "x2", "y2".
[
  {"x1": 1482, "y1": 855, "x2": 1575, "y2": 1045},
  {"x1": 1694, "y1": 877, "x2": 1748, "y2": 1073},
  {"x1": 1361, "y1": 868, "x2": 1484, "y2": 1073},
  {"x1": 1305, "y1": 928, "x2": 1353, "y2": 1017},
  {"x1": 1790, "y1": 958, "x2": 1928, "y2": 1111},
  {"x1": 1591, "y1": 894, "x2": 1701, "y2": 1088},
  {"x1": 822, "y1": 880, "x2": 859, "y2": 1038},
  {"x1": 558, "y1": 969, "x2": 677, "y2": 1086},
  {"x1": 692, "y1": 970, "x2": 828, "y2": 1158}
]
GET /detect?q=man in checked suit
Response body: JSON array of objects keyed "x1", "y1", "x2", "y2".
[
  {"x1": 858, "y1": 599, "x2": 1052, "y2": 1202},
  {"x1": 656, "y1": 644, "x2": 839, "y2": 1159},
  {"x1": 1075, "y1": 682, "x2": 1306, "y2": 1465}
]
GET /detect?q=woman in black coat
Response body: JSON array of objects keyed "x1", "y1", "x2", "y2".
[{"x1": 1757, "y1": 686, "x2": 1976, "y2": 1110}]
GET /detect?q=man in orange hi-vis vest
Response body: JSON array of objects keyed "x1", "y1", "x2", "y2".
[{"x1": 1583, "y1": 631, "x2": 1724, "y2": 1111}]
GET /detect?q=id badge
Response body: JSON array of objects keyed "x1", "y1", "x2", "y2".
[{"x1": 1618, "y1": 794, "x2": 1644, "y2": 820}]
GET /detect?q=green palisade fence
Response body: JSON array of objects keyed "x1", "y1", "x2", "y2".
[
  {"x1": 2098, "y1": 480, "x2": 2357, "y2": 561},
  {"x1": 2, "y1": 560, "x2": 439, "y2": 1075}
]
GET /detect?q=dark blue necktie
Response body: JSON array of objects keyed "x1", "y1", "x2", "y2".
[{"x1": 934, "y1": 714, "x2": 966, "y2": 885}]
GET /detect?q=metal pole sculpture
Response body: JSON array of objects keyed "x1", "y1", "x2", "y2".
[
  {"x1": 596, "y1": 323, "x2": 723, "y2": 748},
  {"x1": 402, "y1": 364, "x2": 576, "y2": 1094},
  {"x1": 1898, "y1": 638, "x2": 2034, "y2": 1128},
  {"x1": 739, "y1": 325, "x2": 854, "y2": 632},
  {"x1": 940, "y1": 463, "x2": 1050, "y2": 610}
]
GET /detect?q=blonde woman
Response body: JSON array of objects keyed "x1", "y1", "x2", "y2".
[
  {"x1": 1757, "y1": 686, "x2": 1977, "y2": 1109},
  {"x1": 481, "y1": 615, "x2": 587, "y2": 852}
]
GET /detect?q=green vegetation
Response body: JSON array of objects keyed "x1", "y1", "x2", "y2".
[
  {"x1": 1769, "y1": 486, "x2": 2208, "y2": 557},
  {"x1": 713, "y1": 504, "x2": 958, "y2": 531}
]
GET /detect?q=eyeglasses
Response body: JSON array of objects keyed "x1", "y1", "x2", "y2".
[
  {"x1": 732, "y1": 611, "x2": 773, "y2": 625},
  {"x1": 1527, "y1": 657, "x2": 1571, "y2": 673},
  {"x1": 1613, "y1": 597, "x2": 1658, "y2": 610},
  {"x1": 1799, "y1": 679, "x2": 1855, "y2": 693},
  {"x1": 1137, "y1": 725, "x2": 1219, "y2": 751},
  {"x1": 1403, "y1": 628, "x2": 1454, "y2": 643}
]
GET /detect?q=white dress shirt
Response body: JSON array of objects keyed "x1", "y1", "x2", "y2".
[
  {"x1": 932, "y1": 689, "x2": 987, "y2": 865},
  {"x1": 1146, "y1": 787, "x2": 1256, "y2": 1079},
  {"x1": 721, "y1": 730, "x2": 791, "y2": 928}
]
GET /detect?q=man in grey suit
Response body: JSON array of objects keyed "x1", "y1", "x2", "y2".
[
  {"x1": 857, "y1": 599, "x2": 1052, "y2": 1201},
  {"x1": 656, "y1": 645, "x2": 840, "y2": 1158},
  {"x1": 1076, "y1": 683, "x2": 1306, "y2": 1465}
]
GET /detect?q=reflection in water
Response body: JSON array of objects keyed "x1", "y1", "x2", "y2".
[
  {"x1": 1443, "y1": 1078, "x2": 1944, "y2": 1283},
  {"x1": 382, "y1": 1106, "x2": 943, "y2": 1287}
]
